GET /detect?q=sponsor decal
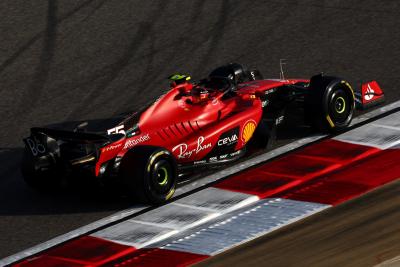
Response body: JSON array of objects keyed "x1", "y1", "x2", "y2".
[
  {"x1": 102, "y1": 143, "x2": 122, "y2": 153},
  {"x1": 217, "y1": 134, "x2": 238, "y2": 146},
  {"x1": 209, "y1": 156, "x2": 218, "y2": 162},
  {"x1": 191, "y1": 149, "x2": 245, "y2": 166},
  {"x1": 206, "y1": 127, "x2": 239, "y2": 158},
  {"x1": 123, "y1": 133, "x2": 150, "y2": 149},
  {"x1": 194, "y1": 160, "x2": 207, "y2": 165},
  {"x1": 261, "y1": 99, "x2": 269, "y2": 107},
  {"x1": 220, "y1": 154, "x2": 228, "y2": 159},
  {"x1": 242, "y1": 120, "x2": 256, "y2": 143},
  {"x1": 230, "y1": 150, "x2": 241, "y2": 157},
  {"x1": 25, "y1": 137, "x2": 46, "y2": 156},
  {"x1": 364, "y1": 84, "x2": 374, "y2": 101},
  {"x1": 172, "y1": 136, "x2": 212, "y2": 159},
  {"x1": 107, "y1": 125, "x2": 125, "y2": 135}
]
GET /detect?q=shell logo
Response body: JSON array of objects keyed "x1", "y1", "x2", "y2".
[{"x1": 242, "y1": 120, "x2": 256, "y2": 143}]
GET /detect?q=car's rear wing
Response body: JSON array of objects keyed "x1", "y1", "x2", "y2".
[
  {"x1": 23, "y1": 128, "x2": 123, "y2": 165},
  {"x1": 30, "y1": 127, "x2": 111, "y2": 144},
  {"x1": 355, "y1": 81, "x2": 385, "y2": 110}
]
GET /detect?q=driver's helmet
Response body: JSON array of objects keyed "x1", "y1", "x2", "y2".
[{"x1": 168, "y1": 73, "x2": 191, "y2": 88}]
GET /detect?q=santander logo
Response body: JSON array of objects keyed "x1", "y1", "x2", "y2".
[{"x1": 364, "y1": 84, "x2": 375, "y2": 101}]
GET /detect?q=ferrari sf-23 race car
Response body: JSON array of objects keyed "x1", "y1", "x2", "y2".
[{"x1": 22, "y1": 63, "x2": 385, "y2": 204}]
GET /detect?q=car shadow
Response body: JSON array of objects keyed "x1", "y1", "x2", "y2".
[{"x1": 0, "y1": 144, "x2": 138, "y2": 216}]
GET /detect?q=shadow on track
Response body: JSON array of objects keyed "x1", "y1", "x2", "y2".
[
  {"x1": 0, "y1": 147, "x2": 135, "y2": 216},
  {"x1": 0, "y1": 119, "x2": 139, "y2": 217}
]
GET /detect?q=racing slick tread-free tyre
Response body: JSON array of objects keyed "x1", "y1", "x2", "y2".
[
  {"x1": 305, "y1": 74, "x2": 355, "y2": 133},
  {"x1": 120, "y1": 146, "x2": 177, "y2": 204}
]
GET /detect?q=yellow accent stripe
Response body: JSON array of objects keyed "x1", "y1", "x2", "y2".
[
  {"x1": 341, "y1": 80, "x2": 355, "y2": 100},
  {"x1": 147, "y1": 151, "x2": 167, "y2": 172},
  {"x1": 341, "y1": 80, "x2": 355, "y2": 110},
  {"x1": 166, "y1": 187, "x2": 175, "y2": 200},
  {"x1": 326, "y1": 115, "x2": 335, "y2": 128}
]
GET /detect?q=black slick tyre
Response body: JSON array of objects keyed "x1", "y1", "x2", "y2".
[
  {"x1": 305, "y1": 74, "x2": 355, "y2": 133},
  {"x1": 120, "y1": 146, "x2": 177, "y2": 204}
]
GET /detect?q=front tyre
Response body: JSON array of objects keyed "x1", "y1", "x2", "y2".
[
  {"x1": 305, "y1": 74, "x2": 355, "y2": 132},
  {"x1": 120, "y1": 146, "x2": 177, "y2": 204}
]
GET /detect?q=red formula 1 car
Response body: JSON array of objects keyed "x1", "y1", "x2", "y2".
[{"x1": 22, "y1": 63, "x2": 385, "y2": 203}]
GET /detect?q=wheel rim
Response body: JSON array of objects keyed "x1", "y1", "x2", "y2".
[
  {"x1": 150, "y1": 159, "x2": 174, "y2": 194},
  {"x1": 335, "y1": 97, "x2": 346, "y2": 114},
  {"x1": 157, "y1": 167, "x2": 169, "y2": 186},
  {"x1": 328, "y1": 89, "x2": 351, "y2": 125}
]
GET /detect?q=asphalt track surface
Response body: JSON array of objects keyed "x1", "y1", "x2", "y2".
[{"x1": 0, "y1": 0, "x2": 399, "y2": 262}]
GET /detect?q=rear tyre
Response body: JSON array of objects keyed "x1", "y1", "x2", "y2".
[
  {"x1": 120, "y1": 146, "x2": 177, "y2": 204},
  {"x1": 305, "y1": 74, "x2": 355, "y2": 133}
]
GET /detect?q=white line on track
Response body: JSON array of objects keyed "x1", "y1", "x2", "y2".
[{"x1": 1, "y1": 99, "x2": 400, "y2": 267}]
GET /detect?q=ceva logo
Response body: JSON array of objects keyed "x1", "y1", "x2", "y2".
[{"x1": 217, "y1": 134, "x2": 238, "y2": 146}]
